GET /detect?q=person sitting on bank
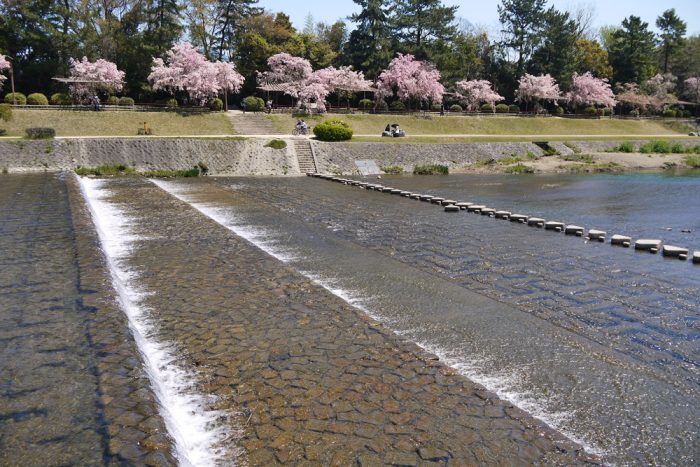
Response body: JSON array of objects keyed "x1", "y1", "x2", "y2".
[
  {"x1": 382, "y1": 124, "x2": 392, "y2": 137},
  {"x1": 392, "y1": 124, "x2": 405, "y2": 137}
]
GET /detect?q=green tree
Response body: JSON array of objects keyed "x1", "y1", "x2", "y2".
[
  {"x1": 390, "y1": 0, "x2": 458, "y2": 59},
  {"x1": 215, "y1": 0, "x2": 262, "y2": 61},
  {"x1": 528, "y1": 8, "x2": 579, "y2": 88},
  {"x1": 673, "y1": 35, "x2": 700, "y2": 83},
  {"x1": 317, "y1": 20, "x2": 347, "y2": 65},
  {"x1": 656, "y1": 8, "x2": 686, "y2": 74},
  {"x1": 497, "y1": 0, "x2": 547, "y2": 77},
  {"x1": 574, "y1": 39, "x2": 613, "y2": 79},
  {"x1": 143, "y1": 0, "x2": 184, "y2": 58},
  {"x1": 345, "y1": 0, "x2": 392, "y2": 80},
  {"x1": 609, "y1": 16, "x2": 656, "y2": 84}
]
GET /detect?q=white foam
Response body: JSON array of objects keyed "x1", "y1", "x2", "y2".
[
  {"x1": 151, "y1": 178, "x2": 605, "y2": 459},
  {"x1": 78, "y1": 177, "x2": 236, "y2": 466}
]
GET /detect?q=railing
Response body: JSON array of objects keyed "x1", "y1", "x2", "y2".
[{"x1": 6, "y1": 104, "x2": 212, "y2": 113}]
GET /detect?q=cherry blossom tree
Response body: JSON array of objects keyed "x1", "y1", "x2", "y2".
[
  {"x1": 642, "y1": 73, "x2": 678, "y2": 110},
  {"x1": 566, "y1": 72, "x2": 616, "y2": 109},
  {"x1": 684, "y1": 77, "x2": 700, "y2": 104},
  {"x1": 615, "y1": 83, "x2": 653, "y2": 113},
  {"x1": 300, "y1": 66, "x2": 372, "y2": 111},
  {"x1": 455, "y1": 79, "x2": 504, "y2": 111},
  {"x1": 68, "y1": 57, "x2": 125, "y2": 101},
  {"x1": 0, "y1": 54, "x2": 10, "y2": 90},
  {"x1": 257, "y1": 53, "x2": 313, "y2": 100},
  {"x1": 376, "y1": 54, "x2": 444, "y2": 109},
  {"x1": 149, "y1": 42, "x2": 243, "y2": 104},
  {"x1": 515, "y1": 74, "x2": 561, "y2": 110}
]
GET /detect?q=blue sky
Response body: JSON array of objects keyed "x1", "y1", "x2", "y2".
[{"x1": 257, "y1": 0, "x2": 700, "y2": 36}]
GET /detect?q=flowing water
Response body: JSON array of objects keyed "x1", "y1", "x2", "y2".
[{"x1": 154, "y1": 172, "x2": 700, "y2": 465}]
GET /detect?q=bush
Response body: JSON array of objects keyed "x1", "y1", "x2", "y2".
[
  {"x1": 583, "y1": 106, "x2": 597, "y2": 115},
  {"x1": 629, "y1": 109, "x2": 640, "y2": 117},
  {"x1": 106, "y1": 96, "x2": 119, "y2": 105},
  {"x1": 243, "y1": 96, "x2": 264, "y2": 111},
  {"x1": 602, "y1": 108, "x2": 612, "y2": 116},
  {"x1": 50, "y1": 93, "x2": 72, "y2": 105},
  {"x1": 670, "y1": 142, "x2": 686, "y2": 153},
  {"x1": 0, "y1": 103, "x2": 12, "y2": 122},
  {"x1": 208, "y1": 98, "x2": 224, "y2": 111},
  {"x1": 639, "y1": 140, "x2": 672, "y2": 154},
  {"x1": 25, "y1": 127, "x2": 56, "y2": 139},
  {"x1": 118, "y1": 97, "x2": 135, "y2": 106},
  {"x1": 75, "y1": 164, "x2": 134, "y2": 176},
  {"x1": 509, "y1": 104, "x2": 520, "y2": 113},
  {"x1": 662, "y1": 109, "x2": 676, "y2": 118},
  {"x1": 374, "y1": 100, "x2": 388, "y2": 111},
  {"x1": 4, "y1": 92, "x2": 26, "y2": 105},
  {"x1": 505, "y1": 163, "x2": 535, "y2": 174},
  {"x1": 480, "y1": 103, "x2": 494, "y2": 112},
  {"x1": 358, "y1": 99, "x2": 373, "y2": 110},
  {"x1": 686, "y1": 155, "x2": 700, "y2": 168},
  {"x1": 413, "y1": 164, "x2": 448, "y2": 175},
  {"x1": 495, "y1": 103, "x2": 510, "y2": 113},
  {"x1": 449, "y1": 104, "x2": 463, "y2": 112},
  {"x1": 381, "y1": 166, "x2": 403, "y2": 174},
  {"x1": 610, "y1": 141, "x2": 635, "y2": 153},
  {"x1": 431, "y1": 104, "x2": 442, "y2": 111},
  {"x1": 554, "y1": 106, "x2": 564, "y2": 115},
  {"x1": 313, "y1": 119, "x2": 353, "y2": 141},
  {"x1": 25, "y1": 93, "x2": 48, "y2": 106},
  {"x1": 264, "y1": 139, "x2": 287, "y2": 149},
  {"x1": 681, "y1": 110, "x2": 692, "y2": 118},
  {"x1": 389, "y1": 100, "x2": 406, "y2": 111}
]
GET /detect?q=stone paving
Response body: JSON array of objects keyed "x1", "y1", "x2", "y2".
[
  {"x1": 0, "y1": 173, "x2": 174, "y2": 466},
  {"x1": 103, "y1": 177, "x2": 598, "y2": 465}
]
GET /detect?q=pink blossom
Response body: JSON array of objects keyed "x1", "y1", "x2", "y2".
[
  {"x1": 515, "y1": 74, "x2": 561, "y2": 103},
  {"x1": 257, "y1": 53, "x2": 313, "y2": 99},
  {"x1": 149, "y1": 42, "x2": 243, "y2": 103},
  {"x1": 68, "y1": 57, "x2": 125, "y2": 100},
  {"x1": 376, "y1": 54, "x2": 444, "y2": 105},
  {"x1": 566, "y1": 72, "x2": 616, "y2": 108},
  {"x1": 455, "y1": 79, "x2": 504, "y2": 111},
  {"x1": 0, "y1": 54, "x2": 10, "y2": 90},
  {"x1": 684, "y1": 77, "x2": 700, "y2": 103}
]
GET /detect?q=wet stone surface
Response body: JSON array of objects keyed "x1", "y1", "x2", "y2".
[
  {"x1": 103, "y1": 177, "x2": 598, "y2": 465},
  {"x1": 0, "y1": 173, "x2": 174, "y2": 466}
]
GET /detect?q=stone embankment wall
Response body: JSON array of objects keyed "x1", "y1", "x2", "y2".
[{"x1": 0, "y1": 138, "x2": 299, "y2": 176}]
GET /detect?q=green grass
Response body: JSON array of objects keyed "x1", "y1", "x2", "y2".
[
  {"x1": 2, "y1": 109, "x2": 234, "y2": 137},
  {"x1": 76, "y1": 163, "x2": 206, "y2": 177},
  {"x1": 686, "y1": 155, "x2": 700, "y2": 168},
  {"x1": 266, "y1": 113, "x2": 683, "y2": 137},
  {"x1": 140, "y1": 167, "x2": 202, "y2": 177},
  {"x1": 563, "y1": 154, "x2": 595, "y2": 163},
  {"x1": 504, "y1": 163, "x2": 535, "y2": 174},
  {"x1": 380, "y1": 166, "x2": 404, "y2": 174},
  {"x1": 413, "y1": 164, "x2": 449, "y2": 175},
  {"x1": 497, "y1": 155, "x2": 523, "y2": 165},
  {"x1": 563, "y1": 141, "x2": 582, "y2": 153},
  {"x1": 75, "y1": 164, "x2": 135, "y2": 176},
  {"x1": 609, "y1": 141, "x2": 636, "y2": 152},
  {"x1": 264, "y1": 139, "x2": 287, "y2": 149}
]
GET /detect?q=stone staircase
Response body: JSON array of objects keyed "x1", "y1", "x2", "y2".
[
  {"x1": 228, "y1": 113, "x2": 281, "y2": 135},
  {"x1": 294, "y1": 139, "x2": 317, "y2": 174}
]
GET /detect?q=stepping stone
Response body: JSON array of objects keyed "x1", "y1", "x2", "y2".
[
  {"x1": 480, "y1": 208, "x2": 496, "y2": 216},
  {"x1": 635, "y1": 239, "x2": 662, "y2": 253},
  {"x1": 510, "y1": 214, "x2": 528, "y2": 223},
  {"x1": 467, "y1": 205, "x2": 485, "y2": 213},
  {"x1": 527, "y1": 217, "x2": 545, "y2": 227},
  {"x1": 495, "y1": 211, "x2": 511, "y2": 219},
  {"x1": 441, "y1": 199, "x2": 457, "y2": 206},
  {"x1": 381, "y1": 187, "x2": 394, "y2": 192},
  {"x1": 587, "y1": 229, "x2": 606, "y2": 242},
  {"x1": 610, "y1": 234, "x2": 632, "y2": 247},
  {"x1": 545, "y1": 221, "x2": 565, "y2": 232},
  {"x1": 456, "y1": 202, "x2": 473, "y2": 210},
  {"x1": 693, "y1": 251, "x2": 700, "y2": 264},
  {"x1": 444, "y1": 205, "x2": 460, "y2": 212},
  {"x1": 410, "y1": 193, "x2": 421, "y2": 199},
  {"x1": 400, "y1": 191, "x2": 412, "y2": 197},
  {"x1": 430, "y1": 197, "x2": 445, "y2": 204},
  {"x1": 662, "y1": 245, "x2": 688, "y2": 260},
  {"x1": 564, "y1": 225, "x2": 584, "y2": 236},
  {"x1": 419, "y1": 195, "x2": 434, "y2": 201},
  {"x1": 390, "y1": 189, "x2": 403, "y2": 194}
]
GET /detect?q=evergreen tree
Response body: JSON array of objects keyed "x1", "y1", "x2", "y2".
[
  {"x1": 389, "y1": 0, "x2": 458, "y2": 59},
  {"x1": 656, "y1": 8, "x2": 686, "y2": 74},
  {"x1": 143, "y1": 0, "x2": 184, "y2": 58},
  {"x1": 216, "y1": 0, "x2": 262, "y2": 61},
  {"x1": 497, "y1": 0, "x2": 547, "y2": 78},
  {"x1": 345, "y1": 0, "x2": 392, "y2": 80},
  {"x1": 609, "y1": 16, "x2": 657, "y2": 84},
  {"x1": 528, "y1": 8, "x2": 579, "y2": 88},
  {"x1": 574, "y1": 39, "x2": 613, "y2": 79}
]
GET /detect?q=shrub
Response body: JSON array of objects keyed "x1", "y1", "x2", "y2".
[
  {"x1": 389, "y1": 100, "x2": 406, "y2": 111},
  {"x1": 662, "y1": 109, "x2": 676, "y2": 118},
  {"x1": 50, "y1": 93, "x2": 72, "y2": 105},
  {"x1": 413, "y1": 164, "x2": 448, "y2": 175},
  {"x1": 686, "y1": 155, "x2": 700, "y2": 168},
  {"x1": 480, "y1": 103, "x2": 494, "y2": 112},
  {"x1": 313, "y1": 119, "x2": 353, "y2": 141},
  {"x1": 25, "y1": 127, "x2": 55, "y2": 139},
  {"x1": 264, "y1": 139, "x2": 287, "y2": 149},
  {"x1": 449, "y1": 104, "x2": 463, "y2": 112},
  {"x1": 75, "y1": 164, "x2": 134, "y2": 176},
  {"x1": 629, "y1": 109, "x2": 640, "y2": 117},
  {"x1": 197, "y1": 161, "x2": 209, "y2": 175},
  {"x1": 4, "y1": 92, "x2": 26, "y2": 105},
  {"x1": 208, "y1": 98, "x2": 224, "y2": 111},
  {"x1": 381, "y1": 166, "x2": 403, "y2": 174},
  {"x1": 509, "y1": 104, "x2": 520, "y2": 113},
  {"x1": 602, "y1": 108, "x2": 612, "y2": 116},
  {"x1": 554, "y1": 106, "x2": 564, "y2": 115},
  {"x1": 583, "y1": 106, "x2": 597, "y2": 115},
  {"x1": 374, "y1": 100, "x2": 388, "y2": 111},
  {"x1": 0, "y1": 103, "x2": 12, "y2": 122},
  {"x1": 243, "y1": 96, "x2": 264, "y2": 111},
  {"x1": 106, "y1": 96, "x2": 119, "y2": 105},
  {"x1": 681, "y1": 110, "x2": 692, "y2": 118},
  {"x1": 26, "y1": 93, "x2": 48, "y2": 106},
  {"x1": 431, "y1": 104, "x2": 442, "y2": 111},
  {"x1": 358, "y1": 99, "x2": 373, "y2": 110},
  {"x1": 610, "y1": 141, "x2": 635, "y2": 153},
  {"x1": 505, "y1": 163, "x2": 534, "y2": 174},
  {"x1": 495, "y1": 103, "x2": 510, "y2": 113},
  {"x1": 639, "y1": 140, "x2": 672, "y2": 154},
  {"x1": 118, "y1": 97, "x2": 135, "y2": 106}
]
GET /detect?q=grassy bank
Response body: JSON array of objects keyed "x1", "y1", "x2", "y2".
[
  {"x1": 266, "y1": 113, "x2": 687, "y2": 138},
  {"x1": 1, "y1": 109, "x2": 234, "y2": 137}
]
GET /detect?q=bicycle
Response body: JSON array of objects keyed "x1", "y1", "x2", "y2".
[{"x1": 292, "y1": 126, "x2": 311, "y2": 136}]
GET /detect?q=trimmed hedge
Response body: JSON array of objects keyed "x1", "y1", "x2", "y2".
[
  {"x1": 375, "y1": 100, "x2": 388, "y2": 111},
  {"x1": 358, "y1": 99, "x2": 373, "y2": 110},
  {"x1": 480, "y1": 103, "x2": 494, "y2": 112},
  {"x1": 584, "y1": 106, "x2": 597, "y2": 115},
  {"x1": 27, "y1": 93, "x2": 49, "y2": 105},
  {"x1": 554, "y1": 106, "x2": 564, "y2": 115},
  {"x1": 389, "y1": 100, "x2": 406, "y2": 111},
  {"x1": 449, "y1": 104, "x2": 462, "y2": 112},
  {"x1": 208, "y1": 98, "x2": 224, "y2": 111},
  {"x1": 313, "y1": 119, "x2": 353, "y2": 141},
  {"x1": 662, "y1": 109, "x2": 676, "y2": 118},
  {"x1": 4, "y1": 92, "x2": 26, "y2": 105},
  {"x1": 495, "y1": 103, "x2": 509, "y2": 113},
  {"x1": 25, "y1": 127, "x2": 55, "y2": 139},
  {"x1": 629, "y1": 109, "x2": 640, "y2": 117},
  {"x1": 243, "y1": 96, "x2": 264, "y2": 111},
  {"x1": 50, "y1": 93, "x2": 72, "y2": 105},
  {"x1": 0, "y1": 103, "x2": 12, "y2": 122},
  {"x1": 106, "y1": 96, "x2": 119, "y2": 105},
  {"x1": 118, "y1": 97, "x2": 135, "y2": 106},
  {"x1": 509, "y1": 104, "x2": 520, "y2": 113}
]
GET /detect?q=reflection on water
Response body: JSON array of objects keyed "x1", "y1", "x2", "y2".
[{"x1": 159, "y1": 172, "x2": 699, "y2": 465}]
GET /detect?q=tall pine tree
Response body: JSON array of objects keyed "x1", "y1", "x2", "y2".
[
  {"x1": 609, "y1": 16, "x2": 656, "y2": 84},
  {"x1": 345, "y1": 0, "x2": 392, "y2": 80},
  {"x1": 216, "y1": 0, "x2": 262, "y2": 61},
  {"x1": 497, "y1": 0, "x2": 546, "y2": 78},
  {"x1": 656, "y1": 9, "x2": 686, "y2": 74},
  {"x1": 528, "y1": 8, "x2": 579, "y2": 89},
  {"x1": 390, "y1": 0, "x2": 457, "y2": 59}
]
